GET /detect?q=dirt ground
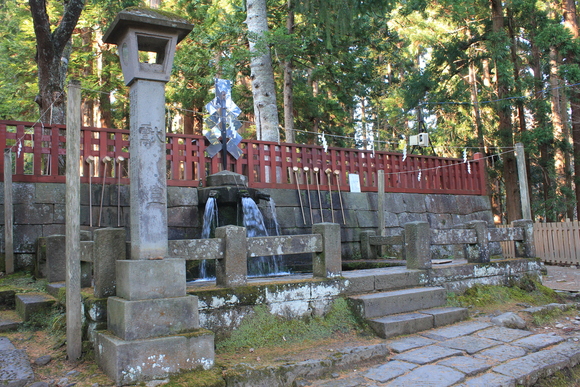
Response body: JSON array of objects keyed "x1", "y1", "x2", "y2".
[
  {"x1": 4, "y1": 263, "x2": 580, "y2": 386},
  {"x1": 543, "y1": 264, "x2": 580, "y2": 293}
]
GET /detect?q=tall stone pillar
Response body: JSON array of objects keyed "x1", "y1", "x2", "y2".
[
  {"x1": 129, "y1": 79, "x2": 168, "y2": 259},
  {"x1": 97, "y1": 8, "x2": 214, "y2": 385}
]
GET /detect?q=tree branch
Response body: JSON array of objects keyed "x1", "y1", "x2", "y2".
[
  {"x1": 29, "y1": 0, "x2": 53, "y2": 61},
  {"x1": 52, "y1": 0, "x2": 85, "y2": 54}
]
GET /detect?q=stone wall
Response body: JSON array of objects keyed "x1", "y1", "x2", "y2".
[{"x1": 0, "y1": 182, "x2": 494, "y2": 271}]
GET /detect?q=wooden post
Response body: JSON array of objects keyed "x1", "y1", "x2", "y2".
[
  {"x1": 515, "y1": 143, "x2": 532, "y2": 220},
  {"x1": 66, "y1": 80, "x2": 82, "y2": 361},
  {"x1": 377, "y1": 170, "x2": 385, "y2": 256},
  {"x1": 3, "y1": 149, "x2": 13, "y2": 274}
]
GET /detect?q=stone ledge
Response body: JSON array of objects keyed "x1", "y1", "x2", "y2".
[{"x1": 96, "y1": 329, "x2": 214, "y2": 385}]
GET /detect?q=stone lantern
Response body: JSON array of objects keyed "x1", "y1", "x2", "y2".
[
  {"x1": 104, "y1": 7, "x2": 193, "y2": 260},
  {"x1": 104, "y1": 7, "x2": 192, "y2": 85},
  {"x1": 97, "y1": 8, "x2": 214, "y2": 385}
]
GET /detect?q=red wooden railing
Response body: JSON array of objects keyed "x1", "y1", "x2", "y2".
[{"x1": 0, "y1": 120, "x2": 487, "y2": 195}]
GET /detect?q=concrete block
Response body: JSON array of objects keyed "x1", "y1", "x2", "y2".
[
  {"x1": 106, "y1": 184, "x2": 130, "y2": 207},
  {"x1": 12, "y1": 183, "x2": 35, "y2": 204},
  {"x1": 46, "y1": 282, "x2": 65, "y2": 298},
  {"x1": 350, "y1": 287, "x2": 446, "y2": 319},
  {"x1": 404, "y1": 221, "x2": 432, "y2": 270},
  {"x1": 94, "y1": 228, "x2": 126, "y2": 298},
  {"x1": 368, "y1": 312, "x2": 433, "y2": 339},
  {"x1": 13, "y1": 224, "x2": 42, "y2": 253},
  {"x1": 46, "y1": 235, "x2": 66, "y2": 282},
  {"x1": 168, "y1": 206, "x2": 198, "y2": 227},
  {"x1": 419, "y1": 307, "x2": 469, "y2": 327},
  {"x1": 425, "y1": 195, "x2": 457, "y2": 214},
  {"x1": 35, "y1": 183, "x2": 66, "y2": 204},
  {"x1": 356, "y1": 211, "x2": 378, "y2": 228},
  {"x1": 343, "y1": 193, "x2": 370, "y2": 210},
  {"x1": 116, "y1": 259, "x2": 186, "y2": 301},
  {"x1": 384, "y1": 193, "x2": 405, "y2": 214},
  {"x1": 168, "y1": 186, "x2": 198, "y2": 207},
  {"x1": 312, "y1": 223, "x2": 341, "y2": 278},
  {"x1": 15, "y1": 293, "x2": 56, "y2": 321},
  {"x1": 402, "y1": 193, "x2": 427, "y2": 213},
  {"x1": 108, "y1": 295, "x2": 199, "y2": 340},
  {"x1": 384, "y1": 212, "x2": 399, "y2": 228},
  {"x1": 96, "y1": 329, "x2": 214, "y2": 385},
  {"x1": 215, "y1": 225, "x2": 247, "y2": 287}
]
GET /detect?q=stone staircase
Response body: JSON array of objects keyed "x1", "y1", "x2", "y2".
[
  {"x1": 0, "y1": 287, "x2": 57, "y2": 332},
  {"x1": 348, "y1": 269, "x2": 468, "y2": 339}
]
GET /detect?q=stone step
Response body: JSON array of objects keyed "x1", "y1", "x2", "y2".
[
  {"x1": 0, "y1": 289, "x2": 16, "y2": 310},
  {"x1": 47, "y1": 282, "x2": 65, "y2": 298},
  {"x1": 342, "y1": 267, "x2": 426, "y2": 294},
  {"x1": 0, "y1": 310, "x2": 23, "y2": 332},
  {"x1": 15, "y1": 292, "x2": 56, "y2": 321},
  {"x1": 367, "y1": 307, "x2": 469, "y2": 339},
  {"x1": 349, "y1": 287, "x2": 447, "y2": 319}
]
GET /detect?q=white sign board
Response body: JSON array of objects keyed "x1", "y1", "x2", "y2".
[{"x1": 348, "y1": 174, "x2": 361, "y2": 193}]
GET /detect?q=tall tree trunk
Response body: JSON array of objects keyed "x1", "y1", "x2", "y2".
[
  {"x1": 563, "y1": 0, "x2": 580, "y2": 219},
  {"x1": 531, "y1": 22, "x2": 555, "y2": 221},
  {"x1": 246, "y1": 0, "x2": 280, "y2": 142},
  {"x1": 490, "y1": 0, "x2": 522, "y2": 223},
  {"x1": 283, "y1": 0, "x2": 295, "y2": 143},
  {"x1": 468, "y1": 61, "x2": 484, "y2": 152},
  {"x1": 29, "y1": 0, "x2": 85, "y2": 125}
]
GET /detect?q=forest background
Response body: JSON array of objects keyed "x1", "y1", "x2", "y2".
[{"x1": 1, "y1": 0, "x2": 580, "y2": 225}]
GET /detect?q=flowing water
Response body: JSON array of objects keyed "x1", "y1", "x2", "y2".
[
  {"x1": 242, "y1": 197, "x2": 287, "y2": 277},
  {"x1": 197, "y1": 196, "x2": 288, "y2": 280},
  {"x1": 199, "y1": 197, "x2": 218, "y2": 279}
]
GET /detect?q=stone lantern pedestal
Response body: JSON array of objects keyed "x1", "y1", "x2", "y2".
[{"x1": 95, "y1": 8, "x2": 214, "y2": 384}]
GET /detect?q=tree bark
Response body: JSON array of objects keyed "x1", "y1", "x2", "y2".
[
  {"x1": 29, "y1": 0, "x2": 85, "y2": 125},
  {"x1": 490, "y1": 0, "x2": 522, "y2": 223},
  {"x1": 283, "y1": 0, "x2": 295, "y2": 143},
  {"x1": 563, "y1": 0, "x2": 580, "y2": 219},
  {"x1": 246, "y1": 0, "x2": 280, "y2": 142}
]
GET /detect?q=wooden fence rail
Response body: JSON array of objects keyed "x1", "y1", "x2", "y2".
[
  {"x1": 500, "y1": 220, "x2": 580, "y2": 265},
  {"x1": 0, "y1": 120, "x2": 487, "y2": 195}
]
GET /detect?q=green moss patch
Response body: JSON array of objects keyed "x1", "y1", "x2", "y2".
[{"x1": 216, "y1": 298, "x2": 364, "y2": 353}]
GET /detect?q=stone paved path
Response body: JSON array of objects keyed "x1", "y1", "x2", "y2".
[{"x1": 306, "y1": 319, "x2": 580, "y2": 387}]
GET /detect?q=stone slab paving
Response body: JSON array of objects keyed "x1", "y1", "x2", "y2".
[
  {"x1": 475, "y1": 326, "x2": 532, "y2": 342},
  {"x1": 474, "y1": 344, "x2": 528, "y2": 363},
  {"x1": 422, "y1": 321, "x2": 492, "y2": 340},
  {"x1": 393, "y1": 345, "x2": 463, "y2": 365},
  {"x1": 365, "y1": 361, "x2": 417, "y2": 382},
  {"x1": 438, "y1": 336, "x2": 500, "y2": 354},
  {"x1": 0, "y1": 337, "x2": 34, "y2": 387},
  {"x1": 306, "y1": 319, "x2": 580, "y2": 387},
  {"x1": 438, "y1": 356, "x2": 492, "y2": 376},
  {"x1": 456, "y1": 372, "x2": 516, "y2": 387},
  {"x1": 386, "y1": 336, "x2": 437, "y2": 353},
  {"x1": 385, "y1": 364, "x2": 466, "y2": 386},
  {"x1": 511, "y1": 333, "x2": 565, "y2": 351}
]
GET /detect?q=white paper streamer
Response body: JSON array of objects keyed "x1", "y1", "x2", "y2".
[{"x1": 402, "y1": 146, "x2": 407, "y2": 162}]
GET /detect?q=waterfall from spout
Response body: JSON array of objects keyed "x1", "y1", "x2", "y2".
[
  {"x1": 268, "y1": 198, "x2": 281, "y2": 237},
  {"x1": 242, "y1": 197, "x2": 287, "y2": 276},
  {"x1": 199, "y1": 197, "x2": 218, "y2": 279}
]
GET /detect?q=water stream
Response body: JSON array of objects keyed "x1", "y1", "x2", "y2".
[
  {"x1": 242, "y1": 197, "x2": 287, "y2": 277},
  {"x1": 199, "y1": 197, "x2": 218, "y2": 279}
]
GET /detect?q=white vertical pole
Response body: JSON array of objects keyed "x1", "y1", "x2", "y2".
[
  {"x1": 4, "y1": 149, "x2": 13, "y2": 274},
  {"x1": 66, "y1": 80, "x2": 82, "y2": 360},
  {"x1": 378, "y1": 170, "x2": 386, "y2": 256},
  {"x1": 515, "y1": 143, "x2": 532, "y2": 220}
]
